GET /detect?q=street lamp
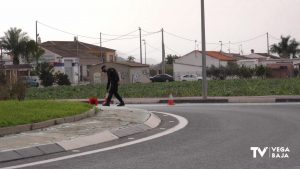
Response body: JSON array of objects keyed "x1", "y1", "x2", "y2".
[
  {"x1": 142, "y1": 39, "x2": 147, "y2": 64},
  {"x1": 201, "y1": 0, "x2": 208, "y2": 99}
]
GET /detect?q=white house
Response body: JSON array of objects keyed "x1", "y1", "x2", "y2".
[
  {"x1": 173, "y1": 50, "x2": 235, "y2": 81},
  {"x1": 40, "y1": 40, "x2": 116, "y2": 84},
  {"x1": 40, "y1": 48, "x2": 80, "y2": 84}
]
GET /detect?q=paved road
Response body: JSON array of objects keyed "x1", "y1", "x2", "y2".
[{"x1": 3, "y1": 103, "x2": 300, "y2": 169}]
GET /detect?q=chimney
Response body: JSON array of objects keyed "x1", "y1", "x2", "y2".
[
  {"x1": 74, "y1": 36, "x2": 78, "y2": 42},
  {"x1": 251, "y1": 49, "x2": 255, "y2": 54}
]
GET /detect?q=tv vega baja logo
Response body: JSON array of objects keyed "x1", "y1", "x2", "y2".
[{"x1": 250, "y1": 147, "x2": 290, "y2": 159}]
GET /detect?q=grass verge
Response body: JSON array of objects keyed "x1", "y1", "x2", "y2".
[
  {"x1": 0, "y1": 100, "x2": 93, "y2": 128},
  {"x1": 26, "y1": 78, "x2": 300, "y2": 99}
]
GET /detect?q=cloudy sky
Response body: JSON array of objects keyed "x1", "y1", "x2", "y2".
[{"x1": 1, "y1": 0, "x2": 299, "y2": 64}]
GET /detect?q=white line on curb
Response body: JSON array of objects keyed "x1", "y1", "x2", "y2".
[{"x1": 0, "y1": 112, "x2": 188, "y2": 169}]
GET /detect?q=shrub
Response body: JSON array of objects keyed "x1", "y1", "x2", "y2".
[
  {"x1": 238, "y1": 66, "x2": 254, "y2": 79},
  {"x1": 38, "y1": 63, "x2": 54, "y2": 87},
  {"x1": 255, "y1": 65, "x2": 266, "y2": 79},
  {"x1": 55, "y1": 72, "x2": 71, "y2": 86}
]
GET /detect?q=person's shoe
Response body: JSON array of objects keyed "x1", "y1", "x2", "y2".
[
  {"x1": 117, "y1": 103, "x2": 125, "y2": 107},
  {"x1": 102, "y1": 103, "x2": 110, "y2": 106}
]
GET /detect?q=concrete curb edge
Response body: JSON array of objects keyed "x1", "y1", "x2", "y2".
[{"x1": 0, "y1": 109, "x2": 161, "y2": 163}]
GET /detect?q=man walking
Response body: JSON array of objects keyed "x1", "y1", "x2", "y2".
[{"x1": 101, "y1": 65, "x2": 125, "y2": 106}]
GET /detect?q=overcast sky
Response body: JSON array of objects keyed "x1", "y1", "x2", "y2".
[{"x1": 1, "y1": 0, "x2": 299, "y2": 64}]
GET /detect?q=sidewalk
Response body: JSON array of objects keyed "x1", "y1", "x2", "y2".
[{"x1": 0, "y1": 106, "x2": 161, "y2": 163}]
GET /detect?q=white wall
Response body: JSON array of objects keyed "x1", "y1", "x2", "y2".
[
  {"x1": 237, "y1": 59, "x2": 259, "y2": 68},
  {"x1": 173, "y1": 51, "x2": 229, "y2": 81},
  {"x1": 173, "y1": 63, "x2": 202, "y2": 81},
  {"x1": 129, "y1": 67, "x2": 151, "y2": 83}
]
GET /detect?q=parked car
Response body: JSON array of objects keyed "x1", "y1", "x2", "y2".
[
  {"x1": 180, "y1": 74, "x2": 202, "y2": 81},
  {"x1": 20, "y1": 76, "x2": 39, "y2": 87},
  {"x1": 150, "y1": 74, "x2": 174, "y2": 82}
]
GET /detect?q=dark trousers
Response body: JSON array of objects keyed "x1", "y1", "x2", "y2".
[{"x1": 106, "y1": 83, "x2": 124, "y2": 104}]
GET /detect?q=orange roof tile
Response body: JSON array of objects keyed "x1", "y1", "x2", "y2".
[{"x1": 206, "y1": 51, "x2": 235, "y2": 61}]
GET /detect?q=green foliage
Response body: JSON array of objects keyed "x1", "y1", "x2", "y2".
[
  {"x1": 38, "y1": 62, "x2": 54, "y2": 87},
  {"x1": 271, "y1": 35, "x2": 299, "y2": 58},
  {"x1": 166, "y1": 54, "x2": 180, "y2": 64},
  {"x1": 127, "y1": 56, "x2": 135, "y2": 62},
  {"x1": 26, "y1": 78, "x2": 300, "y2": 99},
  {"x1": 165, "y1": 64, "x2": 173, "y2": 76},
  {"x1": 255, "y1": 65, "x2": 266, "y2": 78},
  {"x1": 1, "y1": 27, "x2": 29, "y2": 65},
  {"x1": 0, "y1": 100, "x2": 92, "y2": 127},
  {"x1": 55, "y1": 72, "x2": 71, "y2": 86},
  {"x1": 238, "y1": 66, "x2": 254, "y2": 79}
]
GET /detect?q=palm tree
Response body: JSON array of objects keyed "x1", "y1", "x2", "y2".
[
  {"x1": 271, "y1": 35, "x2": 299, "y2": 58},
  {"x1": 23, "y1": 40, "x2": 45, "y2": 65},
  {"x1": 1, "y1": 27, "x2": 29, "y2": 64}
]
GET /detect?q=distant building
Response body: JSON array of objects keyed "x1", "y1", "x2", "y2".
[
  {"x1": 173, "y1": 50, "x2": 235, "y2": 81},
  {"x1": 89, "y1": 62, "x2": 150, "y2": 84},
  {"x1": 40, "y1": 40, "x2": 116, "y2": 84}
]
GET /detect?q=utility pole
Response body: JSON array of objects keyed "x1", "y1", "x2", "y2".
[
  {"x1": 219, "y1": 41, "x2": 223, "y2": 52},
  {"x1": 267, "y1": 32, "x2": 270, "y2": 56},
  {"x1": 139, "y1": 27, "x2": 142, "y2": 64},
  {"x1": 142, "y1": 39, "x2": 147, "y2": 64},
  {"x1": 161, "y1": 28, "x2": 166, "y2": 74},
  {"x1": 201, "y1": 0, "x2": 208, "y2": 99},
  {"x1": 100, "y1": 32, "x2": 103, "y2": 62},
  {"x1": 35, "y1": 21, "x2": 38, "y2": 45}
]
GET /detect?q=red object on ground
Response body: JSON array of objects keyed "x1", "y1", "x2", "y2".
[
  {"x1": 168, "y1": 94, "x2": 175, "y2": 106},
  {"x1": 89, "y1": 97, "x2": 98, "y2": 106}
]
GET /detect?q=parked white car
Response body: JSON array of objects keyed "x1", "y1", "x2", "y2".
[{"x1": 180, "y1": 74, "x2": 202, "y2": 81}]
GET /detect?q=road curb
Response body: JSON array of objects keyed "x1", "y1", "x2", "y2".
[
  {"x1": 0, "y1": 109, "x2": 97, "y2": 137},
  {"x1": 0, "y1": 108, "x2": 161, "y2": 163}
]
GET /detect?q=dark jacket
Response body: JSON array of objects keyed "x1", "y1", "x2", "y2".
[{"x1": 106, "y1": 68, "x2": 119, "y2": 90}]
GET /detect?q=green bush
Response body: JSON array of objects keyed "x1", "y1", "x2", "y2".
[
  {"x1": 55, "y1": 72, "x2": 71, "y2": 86},
  {"x1": 38, "y1": 63, "x2": 54, "y2": 87},
  {"x1": 238, "y1": 66, "x2": 254, "y2": 79}
]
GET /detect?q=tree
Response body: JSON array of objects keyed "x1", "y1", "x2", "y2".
[
  {"x1": 271, "y1": 35, "x2": 299, "y2": 58},
  {"x1": 23, "y1": 40, "x2": 45, "y2": 66},
  {"x1": 127, "y1": 56, "x2": 135, "y2": 62},
  {"x1": 54, "y1": 72, "x2": 71, "y2": 86},
  {"x1": 1, "y1": 27, "x2": 29, "y2": 64},
  {"x1": 166, "y1": 54, "x2": 180, "y2": 64},
  {"x1": 38, "y1": 62, "x2": 54, "y2": 87}
]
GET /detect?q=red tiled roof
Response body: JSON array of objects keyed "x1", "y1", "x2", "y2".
[{"x1": 205, "y1": 51, "x2": 235, "y2": 61}]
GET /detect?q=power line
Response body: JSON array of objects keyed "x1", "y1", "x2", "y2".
[
  {"x1": 164, "y1": 31, "x2": 195, "y2": 42},
  {"x1": 102, "y1": 30, "x2": 139, "y2": 43},
  {"x1": 37, "y1": 21, "x2": 100, "y2": 40},
  {"x1": 165, "y1": 45, "x2": 181, "y2": 55},
  {"x1": 141, "y1": 29, "x2": 161, "y2": 34},
  {"x1": 229, "y1": 33, "x2": 266, "y2": 45},
  {"x1": 269, "y1": 34, "x2": 281, "y2": 41},
  {"x1": 147, "y1": 42, "x2": 161, "y2": 52}
]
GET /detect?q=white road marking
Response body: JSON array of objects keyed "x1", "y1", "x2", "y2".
[
  {"x1": 1, "y1": 112, "x2": 188, "y2": 169},
  {"x1": 128, "y1": 137, "x2": 135, "y2": 140}
]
